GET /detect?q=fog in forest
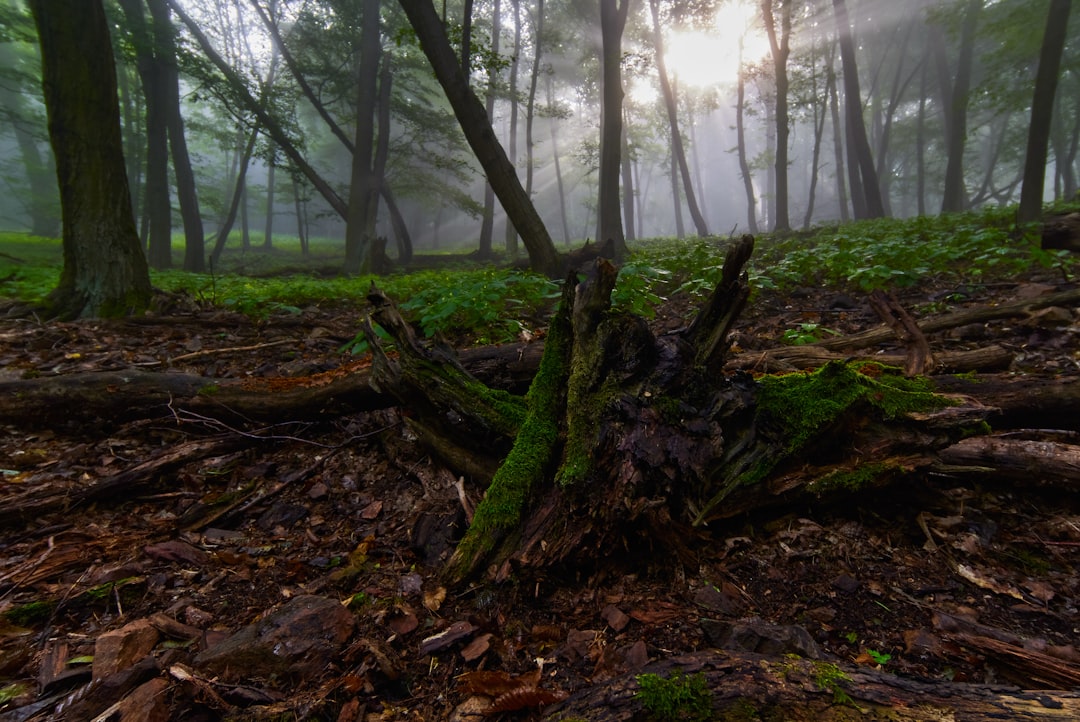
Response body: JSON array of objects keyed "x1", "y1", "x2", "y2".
[{"x1": 0, "y1": 0, "x2": 1074, "y2": 257}]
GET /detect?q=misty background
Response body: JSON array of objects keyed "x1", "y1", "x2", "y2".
[{"x1": 0, "y1": 0, "x2": 1074, "y2": 258}]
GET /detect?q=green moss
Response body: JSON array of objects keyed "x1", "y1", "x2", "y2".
[
  {"x1": 197, "y1": 384, "x2": 221, "y2": 395},
  {"x1": 694, "y1": 362, "x2": 953, "y2": 526},
  {"x1": 634, "y1": 671, "x2": 713, "y2": 721},
  {"x1": 756, "y1": 362, "x2": 949, "y2": 458},
  {"x1": 447, "y1": 289, "x2": 572, "y2": 576},
  {"x1": 3, "y1": 600, "x2": 54, "y2": 626},
  {"x1": 806, "y1": 461, "x2": 899, "y2": 495},
  {"x1": 811, "y1": 661, "x2": 854, "y2": 706}
]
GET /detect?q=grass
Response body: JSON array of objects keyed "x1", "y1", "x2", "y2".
[{"x1": 2, "y1": 203, "x2": 1077, "y2": 341}]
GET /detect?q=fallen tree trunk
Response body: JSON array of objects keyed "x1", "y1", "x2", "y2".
[{"x1": 542, "y1": 649, "x2": 1080, "y2": 721}]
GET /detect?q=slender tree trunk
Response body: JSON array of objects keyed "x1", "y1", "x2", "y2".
[
  {"x1": 1019, "y1": 0, "x2": 1071, "y2": 226},
  {"x1": 146, "y1": 0, "x2": 205, "y2": 272},
  {"x1": 803, "y1": 40, "x2": 830, "y2": 230},
  {"x1": 209, "y1": 129, "x2": 258, "y2": 268},
  {"x1": 263, "y1": 157, "x2": 276, "y2": 249},
  {"x1": 117, "y1": 0, "x2": 172, "y2": 269},
  {"x1": 598, "y1": 0, "x2": 631, "y2": 257},
  {"x1": 292, "y1": 173, "x2": 308, "y2": 257},
  {"x1": 1050, "y1": 89, "x2": 1077, "y2": 199},
  {"x1": 524, "y1": 0, "x2": 544, "y2": 220},
  {"x1": 648, "y1": 0, "x2": 707, "y2": 236},
  {"x1": 504, "y1": 0, "x2": 521, "y2": 256},
  {"x1": 671, "y1": 149, "x2": 685, "y2": 239},
  {"x1": 735, "y1": 36, "x2": 759, "y2": 234},
  {"x1": 478, "y1": 0, "x2": 502, "y2": 260},
  {"x1": 29, "y1": 0, "x2": 152, "y2": 319},
  {"x1": 761, "y1": 0, "x2": 791, "y2": 232},
  {"x1": 941, "y1": 0, "x2": 981, "y2": 214},
  {"x1": 167, "y1": 0, "x2": 347, "y2": 219},
  {"x1": 916, "y1": 59, "x2": 928, "y2": 216},
  {"x1": 547, "y1": 76, "x2": 571, "y2": 246},
  {"x1": 343, "y1": 0, "x2": 381, "y2": 275},
  {"x1": 620, "y1": 111, "x2": 636, "y2": 243},
  {"x1": 827, "y1": 54, "x2": 849, "y2": 222},
  {"x1": 398, "y1": 0, "x2": 561, "y2": 276},
  {"x1": 833, "y1": 0, "x2": 884, "y2": 219}
]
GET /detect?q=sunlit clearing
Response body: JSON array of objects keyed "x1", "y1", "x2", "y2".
[{"x1": 663, "y1": 1, "x2": 769, "y2": 89}]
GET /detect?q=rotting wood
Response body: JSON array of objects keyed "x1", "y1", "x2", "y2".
[
  {"x1": 542, "y1": 649, "x2": 1080, "y2": 721},
  {"x1": 0, "y1": 436, "x2": 248, "y2": 527},
  {"x1": 868, "y1": 288, "x2": 934, "y2": 376}
]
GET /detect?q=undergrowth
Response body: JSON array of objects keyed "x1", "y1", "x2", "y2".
[{"x1": 1, "y1": 204, "x2": 1075, "y2": 343}]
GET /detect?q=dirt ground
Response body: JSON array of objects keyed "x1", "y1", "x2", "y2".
[{"x1": 1, "y1": 271, "x2": 1079, "y2": 720}]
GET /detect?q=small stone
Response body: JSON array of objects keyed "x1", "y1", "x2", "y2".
[
  {"x1": 831, "y1": 574, "x2": 860, "y2": 594},
  {"x1": 93, "y1": 619, "x2": 161, "y2": 682}
]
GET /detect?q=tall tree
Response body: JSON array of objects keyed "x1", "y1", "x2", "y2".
[
  {"x1": 648, "y1": 0, "x2": 708, "y2": 236},
  {"x1": 505, "y1": 0, "x2": 522, "y2": 256},
  {"x1": 147, "y1": 0, "x2": 205, "y2": 271},
  {"x1": 597, "y1": 0, "x2": 632, "y2": 256},
  {"x1": 344, "y1": 0, "x2": 382, "y2": 275},
  {"x1": 477, "y1": 0, "x2": 503, "y2": 260},
  {"x1": 1019, "y1": 0, "x2": 1071, "y2": 227},
  {"x1": 832, "y1": 0, "x2": 884, "y2": 219},
  {"x1": 398, "y1": 0, "x2": 561, "y2": 276},
  {"x1": 116, "y1": 0, "x2": 172, "y2": 269},
  {"x1": 940, "y1": 0, "x2": 982, "y2": 214},
  {"x1": 735, "y1": 36, "x2": 759, "y2": 234},
  {"x1": 29, "y1": 0, "x2": 152, "y2": 318},
  {"x1": 761, "y1": 0, "x2": 792, "y2": 232}
]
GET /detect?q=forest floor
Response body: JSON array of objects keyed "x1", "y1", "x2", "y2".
[{"x1": 1, "y1": 268, "x2": 1079, "y2": 721}]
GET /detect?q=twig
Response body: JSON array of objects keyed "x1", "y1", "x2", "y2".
[{"x1": 167, "y1": 339, "x2": 292, "y2": 365}]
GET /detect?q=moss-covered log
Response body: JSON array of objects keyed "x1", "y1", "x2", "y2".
[{"x1": 360, "y1": 237, "x2": 996, "y2": 585}]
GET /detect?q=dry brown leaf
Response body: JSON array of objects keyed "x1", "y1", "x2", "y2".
[{"x1": 423, "y1": 586, "x2": 447, "y2": 612}]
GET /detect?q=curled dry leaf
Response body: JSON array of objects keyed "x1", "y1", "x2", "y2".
[{"x1": 423, "y1": 586, "x2": 447, "y2": 612}]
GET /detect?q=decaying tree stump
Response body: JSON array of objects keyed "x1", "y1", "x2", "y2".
[{"x1": 362, "y1": 236, "x2": 996, "y2": 584}]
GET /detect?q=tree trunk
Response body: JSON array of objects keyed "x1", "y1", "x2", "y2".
[
  {"x1": 263, "y1": 155, "x2": 276, "y2": 250},
  {"x1": 398, "y1": 0, "x2": 562, "y2": 277},
  {"x1": 547, "y1": 75, "x2": 572, "y2": 246},
  {"x1": 524, "y1": 0, "x2": 544, "y2": 229},
  {"x1": 620, "y1": 114, "x2": 636, "y2": 243},
  {"x1": 833, "y1": 0, "x2": 884, "y2": 219},
  {"x1": 343, "y1": 0, "x2": 381, "y2": 276},
  {"x1": 598, "y1": 0, "x2": 631, "y2": 257},
  {"x1": 762, "y1": 0, "x2": 791, "y2": 233},
  {"x1": 941, "y1": 0, "x2": 981, "y2": 214},
  {"x1": 116, "y1": 0, "x2": 173, "y2": 270},
  {"x1": 736, "y1": 37, "x2": 759, "y2": 234},
  {"x1": 166, "y1": 0, "x2": 348, "y2": 220},
  {"x1": 504, "y1": 0, "x2": 522, "y2": 257},
  {"x1": 477, "y1": 0, "x2": 502, "y2": 261},
  {"x1": 209, "y1": 128, "x2": 259, "y2": 269},
  {"x1": 1020, "y1": 0, "x2": 1071, "y2": 227},
  {"x1": 29, "y1": 0, "x2": 152, "y2": 319},
  {"x1": 146, "y1": 0, "x2": 204, "y2": 272},
  {"x1": 828, "y1": 52, "x2": 850, "y2": 222},
  {"x1": 649, "y1": 0, "x2": 708, "y2": 237}
]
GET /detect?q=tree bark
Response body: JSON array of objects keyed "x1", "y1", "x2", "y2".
[
  {"x1": 398, "y1": 0, "x2": 562, "y2": 277},
  {"x1": 1019, "y1": 0, "x2": 1071, "y2": 226},
  {"x1": 941, "y1": 0, "x2": 981, "y2": 214},
  {"x1": 343, "y1": 0, "x2": 382, "y2": 276},
  {"x1": 597, "y1": 0, "x2": 631, "y2": 257},
  {"x1": 147, "y1": 0, "x2": 205, "y2": 273},
  {"x1": 116, "y1": 0, "x2": 173, "y2": 270},
  {"x1": 832, "y1": 0, "x2": 884, "y2": 219},
  {"x1": 762, "y1": 0, "x2": 791, "y2": 232},
  {"x1": 29, "y1": 0, "x2": 153, "y2": 319},
  {"x1": 735, "y1": 37, "x2": 759, "y2": 234}
]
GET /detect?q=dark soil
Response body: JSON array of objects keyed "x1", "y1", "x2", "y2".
[{"x1": 1, "y1": 272, "x2": 1079, "y2": 720}]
